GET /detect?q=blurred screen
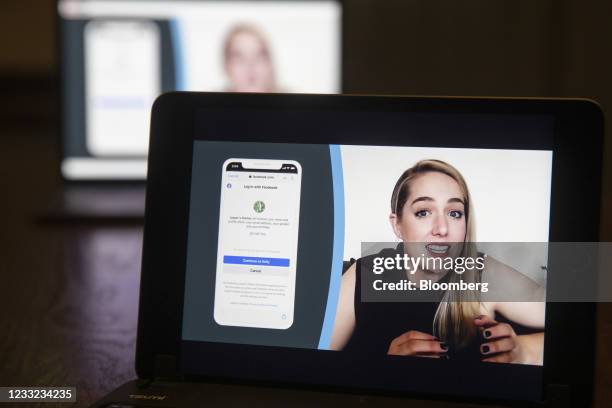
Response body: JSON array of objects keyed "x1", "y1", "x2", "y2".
[{"x1": 59, "y1": 0, "x2": 342, "y2": 179}]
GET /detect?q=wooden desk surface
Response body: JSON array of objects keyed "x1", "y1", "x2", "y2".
[
  {"x1": 0, "y1": 131, "x2": 610, "y2": 407},
  {"x1": 0, "y1": 133, "x2": 140, "y2": 407}
]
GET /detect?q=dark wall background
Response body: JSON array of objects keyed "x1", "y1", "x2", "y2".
[{"x1": 343, "y1": 1, "x2": 558, "y2": 96}]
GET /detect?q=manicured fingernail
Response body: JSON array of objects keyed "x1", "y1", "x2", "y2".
[
  {"x1": 481, "y1": 345, "x2": 490, "y2": 354},
  {"x1": 440, "y1": 342, "x2": 448, "y2": 351},
  {"x1": 483, "y1": 330, "x2": 491, "y2": 338}
]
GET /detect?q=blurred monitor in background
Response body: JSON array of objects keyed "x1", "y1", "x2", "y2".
[{"x1": 58, "y1": 0, "x2": 342, "y2": 180}]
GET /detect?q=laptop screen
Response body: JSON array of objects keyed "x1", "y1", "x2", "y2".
[
  {"x1": 58, "y1": 0, "x2": 341, "y2": 180},
  {"x1": 180, "y1": 109, "x2": 553, "y2": 401}
]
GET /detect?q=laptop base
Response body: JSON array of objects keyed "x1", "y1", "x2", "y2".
[{"x1": 91, "y1": 379, "x2": 496, "y2": 408}]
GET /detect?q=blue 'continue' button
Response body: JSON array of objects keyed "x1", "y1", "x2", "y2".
[{"x1": 223, "y1": 255, "x2": 290, "y2": 267}]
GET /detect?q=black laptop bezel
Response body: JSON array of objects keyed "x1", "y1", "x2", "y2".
[{"x1": 137, "y1": 92, "x2": 602, "y2": 407}]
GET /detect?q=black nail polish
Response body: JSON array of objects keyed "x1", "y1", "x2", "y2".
[
  {"x1": 484, "y1": 330, "x2": 491, "y2": 338},
  {"x1": 440, "y1": 342, "x2": 448, "y2": 351},
  {"x1": 442, "y1": 354, "x2": 450, "y2": 360},
  {"x1": 482, "y1": 345, "x2": 490, "y2": 354}
]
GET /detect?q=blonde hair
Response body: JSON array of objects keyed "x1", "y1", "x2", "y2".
[
  {"x1": 223, "y1": 23, "x2": 272, "y2": 64},
  {"x1": 391, "y1": 159, "x2": 481, "y2": 348}
]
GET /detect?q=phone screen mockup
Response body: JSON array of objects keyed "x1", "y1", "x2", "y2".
[
  {"x1": 84, "y1": 20, "x2": 161, "y2": 156},
  {"x1": 214, "y1": 159, "x2": 302, "y2": 329}
]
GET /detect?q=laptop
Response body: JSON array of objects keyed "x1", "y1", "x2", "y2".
[
  {"x1": 50, "y1": 0, "x2": 342, "y2": 219},
  {"x1": 91, "y1": 93, "x2": 603, "y2": 407}
]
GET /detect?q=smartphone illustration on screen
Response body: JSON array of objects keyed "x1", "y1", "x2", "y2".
[
  {"x1": 84, "y1": 20, "x2": 161, "y2": 156},
  {"x1": 214, "y1": 158, "x2": 302, "y2": 329}
]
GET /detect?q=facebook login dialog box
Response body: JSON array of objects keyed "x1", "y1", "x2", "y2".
[{"x1": 214, "y1": 159, "x2": 302, "y2": 329}]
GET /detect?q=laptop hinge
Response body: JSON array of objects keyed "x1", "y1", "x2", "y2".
[{"x1": 151, "y1": 354, "x2": 183, "y2": 382}]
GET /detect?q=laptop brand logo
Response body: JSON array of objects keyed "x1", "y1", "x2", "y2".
[{"x1": 128, "y1": 394, "x2": 167, "y2": 401}]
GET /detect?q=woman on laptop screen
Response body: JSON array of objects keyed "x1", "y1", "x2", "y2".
[{"x1": 330, "y1": 159, "x2": 545, "y2": 365}]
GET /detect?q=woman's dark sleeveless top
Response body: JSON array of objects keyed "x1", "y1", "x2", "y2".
[{"x1": 343, "y1": 245, "x2": 483, "y2": 361}]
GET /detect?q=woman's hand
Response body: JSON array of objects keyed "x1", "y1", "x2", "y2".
[
  {"x1": 387, "y1": 330, "x2": 448, "y2": 358},
  {"x1": 474, "y1": 315, "x2": 544, "y2": 365}
]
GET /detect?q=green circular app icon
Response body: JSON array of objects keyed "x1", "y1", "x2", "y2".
[{"x1": 253, "y1": 200, "x2": 266, "y2": 213}]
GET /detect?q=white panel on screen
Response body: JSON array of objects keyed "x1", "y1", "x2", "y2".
[
  {"x1": 340, "y1": 146, "x2": 553, "y2": 269},
  {"x1": 85, "y1": 20, "x2": 161, "y2": 156},
  {"x1": 176, "y1": 2, "x2": 340, "y2": 93}
]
